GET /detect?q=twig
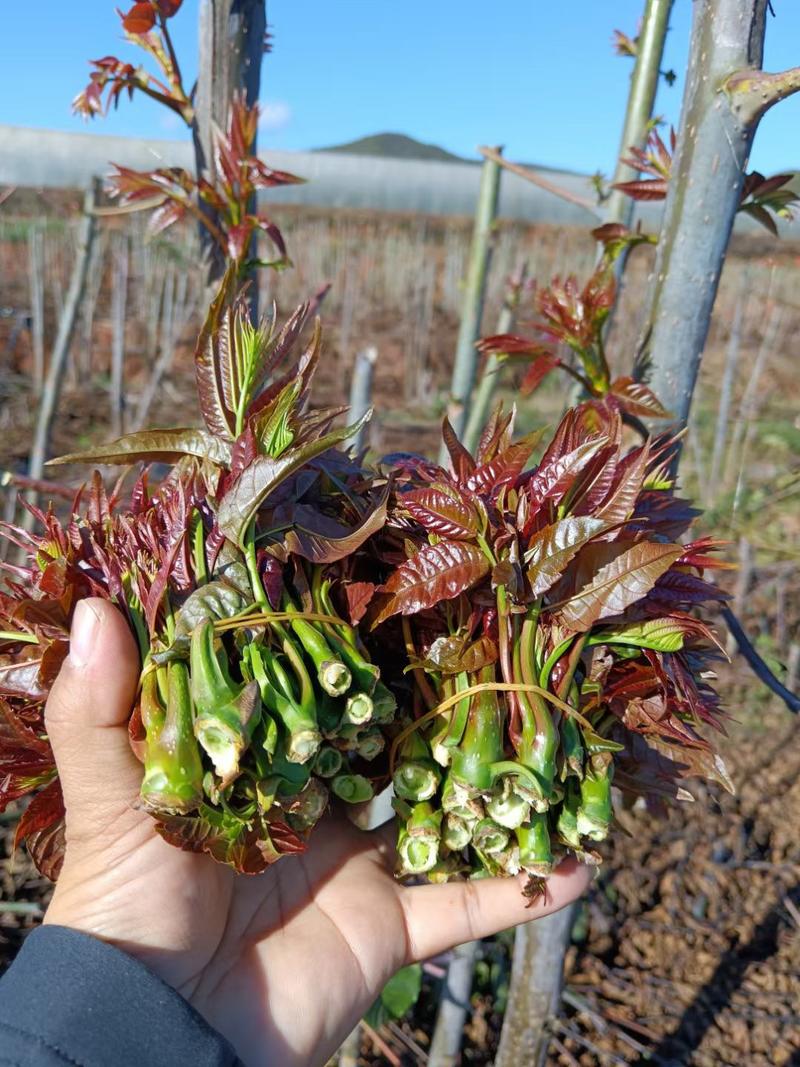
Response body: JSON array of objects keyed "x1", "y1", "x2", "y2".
[
  {"x1": 552, "y1": 1019, "x2": 631, "y2": 1066},
  {"x1": 721, "y1": 605, "x2": 800, "y2": 713},
  {"x1": 479, "y1": 145, "x2": 598, "y2": 214},
  {"x1": 550, "y1": 1034, "x2": 581, "y2": 1067},
  {"x1": 1, "y1": 470, "x2": 76, "y2": 501},
  {"x1": 782, "y1": 894, "x2": 800, "y2": 930},
  {"x1": 360, "y1": 1020, "x2": 402, "y2": 1067},
  {"x1": 0, "y1": 900, "x2": 44, "y2": 916},
  {"x1": 562, "y1": 989, "x2": 655, "y2": 1055},
  {"x1": 386, "y1": 1020, "x2": 429, "y2": 1062}
]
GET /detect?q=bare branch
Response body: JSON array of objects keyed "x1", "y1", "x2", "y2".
[
  {"x1": 722, "y1": 605, "x2": 800, "y2": 715},
  {"x1": 478, "y1": 146, "x2": 599, "y2": 215}
]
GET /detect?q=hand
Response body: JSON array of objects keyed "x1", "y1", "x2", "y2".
[{"x1": 43, "y1": 599, "x2": 590, "y2": 1067}]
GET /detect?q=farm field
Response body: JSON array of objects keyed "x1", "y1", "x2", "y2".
[{"x1": 1, "y1": 192, "x2": 798, "y2": 1066}]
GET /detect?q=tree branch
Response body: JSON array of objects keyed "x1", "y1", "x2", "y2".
[
  {"x1": 721, "y1": 605, "x2": 800, "y2": 714},
  {"x1": 479, "y1": 146, "x2": 599, "y2": 215},
  {"x1": 724, "y1": 66, "x2": 800, "y2": 126}
]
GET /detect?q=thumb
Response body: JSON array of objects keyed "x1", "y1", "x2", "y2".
[{"x1": 46, "y1": 598, "x2": 143, "y2": 842}]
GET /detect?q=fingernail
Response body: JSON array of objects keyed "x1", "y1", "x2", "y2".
[{"x1": 70, "y1": 600, "x2": 101, "y2": 668}]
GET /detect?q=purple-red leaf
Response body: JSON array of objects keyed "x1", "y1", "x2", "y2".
[
  {"x1": 441, "y1": 418, "x2": 476, "y2": 484},
  {"x1": 281, "y1": 490, "x2": 389, "y2": 564},
  {"x1": 556, "y1": 541, "x2": 683, "y2": 631},
  {"x1": 373, "y1": 541, "x2": 491, "y2": 627},
  {"x1": 609, "y1": 377, "x2": 670, "y2": 418},
  {"x1": 525, "y1": 516, "x2": 608, "y2": 597},
  {"x1": 402, "y1": 487, "x2": 481, "y2": 540}
]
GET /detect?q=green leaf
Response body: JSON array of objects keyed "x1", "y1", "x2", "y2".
[
  {"x1": 193, "y1": 265, "x2": 238, "y2": 439},
  {"x1": 256, "y1": 379, "x2": 300, "y2": 457},
  {"x1": 556, "y1": 541, "x2": 683, "y2": 632},
  {"x1": 588, "y1": 616, "x2": 688, "y2": 652},
  {"x1": 380, "y1": 964, "x2": 423, "y2": 1018},
  {"x1": 372, "y1": 540, "x2": 491, "y2": 627},
  {"x1": 525, "y1": 516, "x2": 607, "y2": 597},
  {"x1": 47, "y1": 428, "x2": 233, "y2": 468},
  {"x1": 216, "y1": 413, "x2": 370, "y2": 548}
]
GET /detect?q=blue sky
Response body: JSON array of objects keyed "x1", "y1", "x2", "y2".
[{"x1": 2, "y1": 1, "x2": 799, "y2": 177}]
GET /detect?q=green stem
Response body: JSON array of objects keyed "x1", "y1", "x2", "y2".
[
  {"x1": 516, "y1": 814, "x2": 554, "y2": 874},
  {"x1": 397, "y1": 800, "x2": 442, "y2": 874},
  {"x1": 556, "y1": 780, "x2": 582, "y2": 849},
  {"x1": 261, "y1": 650, "x2": 321, "y2": 763},
  {"x1": 450, "y1": 667, "x2": 504, "y2": 792},
  {"x1": 287, "y1": 608, "x2": 351, "y2": 697},
  {"x1": 443, "y1": 813, "x2": 473, "y2": 851},
  {"x1": 190, "y1": 621, "x2": 261, "y2": 785},
  {"x1": 473, "y1": 817, "x2": 509, "y2": 855},
  {"x1": 342, "y1": 691, "x2": 373, "y2": 726},
  {"x1": 487, "y1": 777, "x2": 531, "y2": 829},
  {"x1": 191, "y1": 511, "x2": 208, "y2": 586},
  {"x1": 517, "y1": 614, "x2": 557, "y2": 795},
  {"x1": 0, "y1": 630, "x2": 39, "y2": 644},
  {"x1": 313, "y1": 745, "x2": 343, "y2": 778},
  {"x1": 577, "y1": 755, "x2": 613, "y2": 841},
  {"x1": 244, "y1": 531, "x2": 268, "y2": 607},
  {"x1": 140, "y1": 663, "x2": 204, "y2": 814},
  {"x1": 331, "y1": 774, "x2": 374, "y2": 804}
]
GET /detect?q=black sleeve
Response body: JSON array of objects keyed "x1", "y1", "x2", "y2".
[{"x1": 0, "y1": 925, "x2": 243, "y2": 1067}]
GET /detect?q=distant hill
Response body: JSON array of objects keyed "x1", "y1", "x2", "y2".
[{"x1": 315, "y1": 132, "x2": 466, "y2": 163}]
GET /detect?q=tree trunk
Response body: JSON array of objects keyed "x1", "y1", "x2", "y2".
[
  {"x1": 603, "y1": 0, "x2": 674, "y2": 229},
  {"x1": 494, "y1": 903, "x2": 577, "y2": 1067},
  {"x1": 428, "y1": 940, "x2": 479, "y2": 1067},
  {"x1": 636, "y1": 0, "x2": 773, "y2": 439},
  {"x1": 194, "y1": 0, "x2": 267, "y2": 284},
  {"x1": 440, "y1": 149, "x2": 502, "y2": 462}
]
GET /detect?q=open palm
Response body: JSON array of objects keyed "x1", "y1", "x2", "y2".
[{"x1": 43, "y1": 600, "x2": 589, "y2": 1066}]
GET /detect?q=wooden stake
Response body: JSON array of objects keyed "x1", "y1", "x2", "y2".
[
  {"x1": 23, "y1": 179, "x2": 99, "y2": 518},
  {"x1": 440, "y1": 149, "x2": 502, "y2": 460}
]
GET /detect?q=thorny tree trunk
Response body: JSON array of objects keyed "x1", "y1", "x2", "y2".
[
  {"x1": 194, "y1": 0, "x2": 267, "y2": 287},
  {"x1": 636, "y1": 0, "x2": 800, "y2": 442},
  {"x1": 494, "y1": 903, "x2": 577, "y2": 1067},
  {"x1": 604, "y1": 0, "x2": 674, "y2": 229}
]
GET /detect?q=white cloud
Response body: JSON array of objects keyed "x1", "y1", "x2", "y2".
[{"x1": 258, "y1": 100, "x2": 292, "y2": 132}]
